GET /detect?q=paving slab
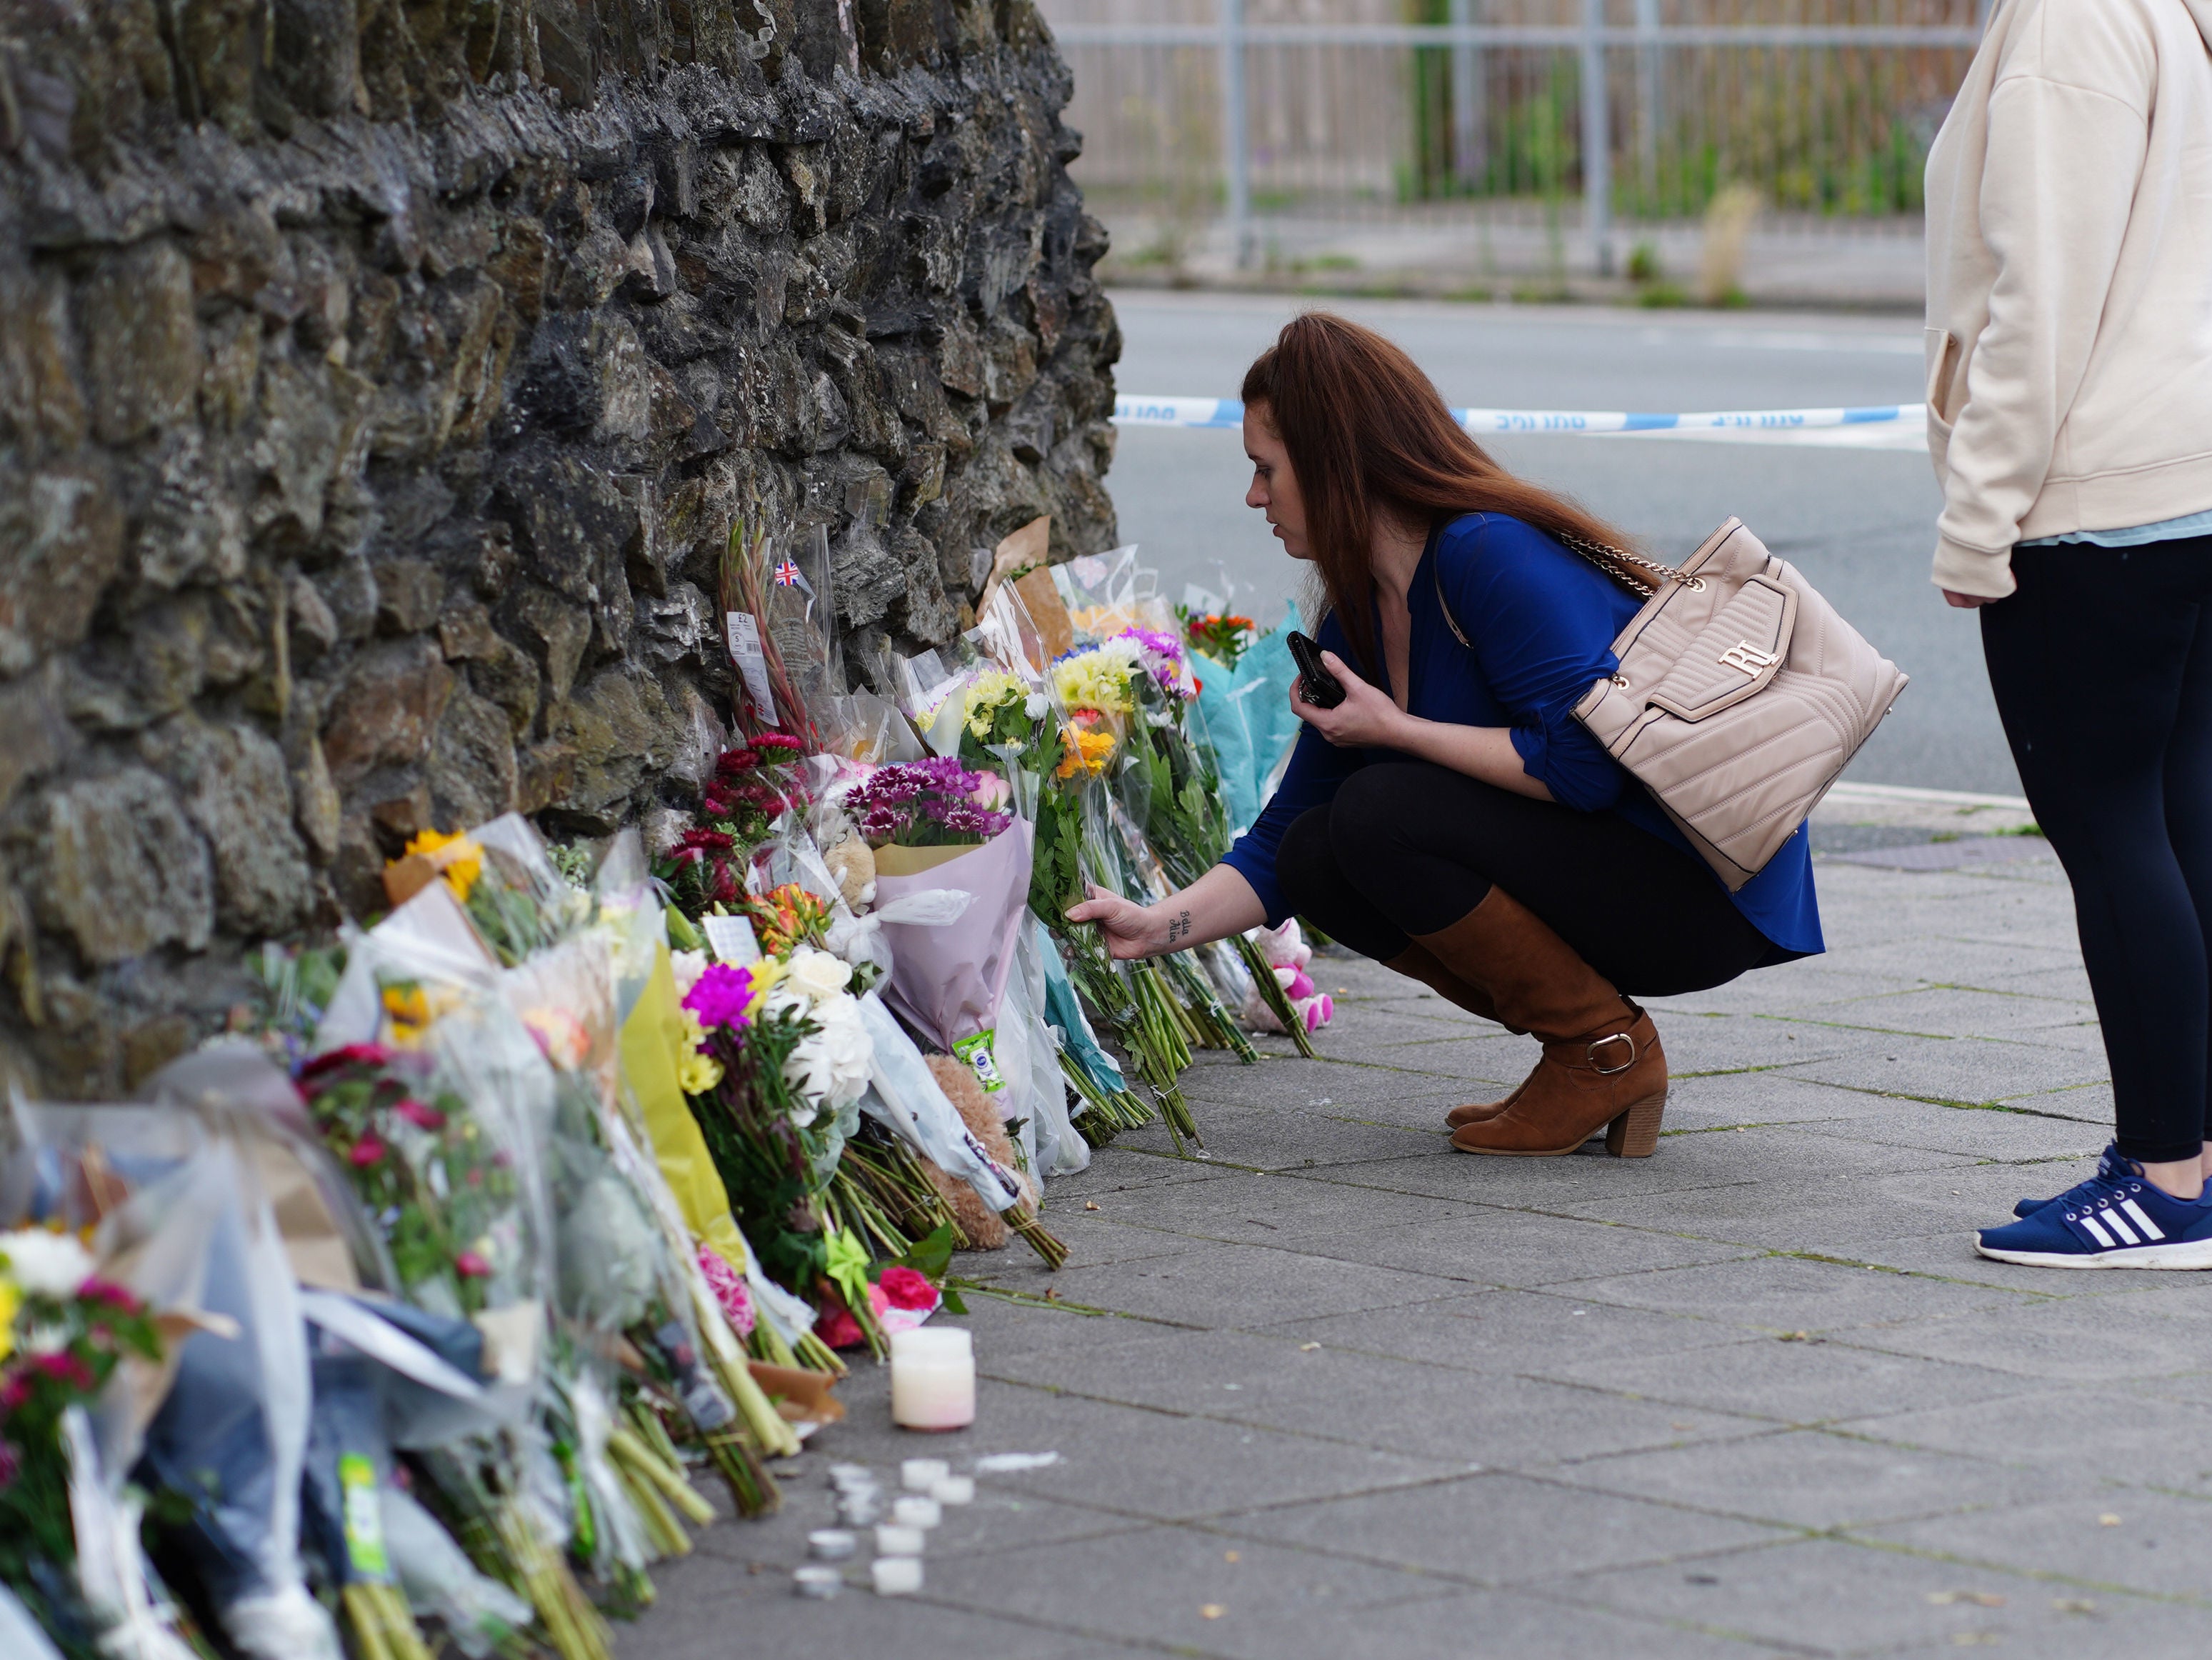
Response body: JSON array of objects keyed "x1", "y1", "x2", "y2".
[
  {"x1": 613, "y1": 849, "x2": 2212, "y2": 1660},
  {"x1": 1554, "y1": 1534, "x2": 2158, "y2": 1656}
]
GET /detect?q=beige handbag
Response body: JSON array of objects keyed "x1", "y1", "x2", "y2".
[{"x1": 1440, "y1": 517, "x2": 1909, "y2": 891}]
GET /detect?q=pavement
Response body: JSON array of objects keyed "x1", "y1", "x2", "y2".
[{"x1": 618, "y1": 795, "x2": 2212, "y2": 1659}]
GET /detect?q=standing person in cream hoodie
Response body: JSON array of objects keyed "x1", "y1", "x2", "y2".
[{"x1": 1928, "y1": 0, "x2": 2212, "y2": 1266}]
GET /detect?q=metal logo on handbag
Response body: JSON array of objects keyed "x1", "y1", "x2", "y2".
[{"x1": 1438, "y1": 519, "x2": 1909, "y2": 891}]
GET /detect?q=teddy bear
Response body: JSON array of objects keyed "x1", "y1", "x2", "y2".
[
  {"x1": 820, "y1": 830, "x2": 876, "y2": 913},
  {"x1": 1238, "y1": 919, "x2": 1333, "y2": 1035},
  {"x1": 916, "y1": 1053, "x2": 1038, "y2": 1251}
]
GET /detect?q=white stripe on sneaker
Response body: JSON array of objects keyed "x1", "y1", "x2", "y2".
[
  {"x1": 2120, "y1": 1198, "x2": 2166, "y2": 1240},
  {"x1": 2102, "y1": 1208, "x2": 2141, "y2": 1246},
  {"x1": 2078, "y1": 1212, "x2": 2118, "y2": 1249}
]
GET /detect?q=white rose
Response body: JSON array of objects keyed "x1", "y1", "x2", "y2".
[
  {"x1": 784, "y1": 946, "x2": 851, "y2": 1001},
  {"x1": 670, "y1": 949, "x2": 709, "y2": 997},
  {"x1": 1024, "y1": 692, "x2": 1051, "y2": 720},
  {"x1": 1, "y1": 1228, "x2": 94, "y2": 1299}
]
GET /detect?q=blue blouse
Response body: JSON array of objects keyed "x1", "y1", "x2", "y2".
[{"x1": 1220, "y1": 513, "x2": 1823, "y2": 960}]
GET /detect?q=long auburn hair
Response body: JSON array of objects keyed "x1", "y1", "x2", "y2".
[{"x1": 1241, "y1": 311, "x2": 1639, "y2": 677}]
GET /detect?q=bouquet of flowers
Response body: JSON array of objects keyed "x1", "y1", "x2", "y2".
[
  {"x1": 658, "y1": 737, "x2": 812, "y2": 915},
  {"x1": 1183, "y1": 609, "x2": 1260, "y2": 672},
  {"x1": 844, "y1": 757, "x2": 1014, "y2": 853},
  {"x1": 0, "y1": 1231, "x2": 167, "y2": 1660}
]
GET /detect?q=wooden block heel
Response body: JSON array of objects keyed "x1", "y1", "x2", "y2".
[{"x1": 1603, "y1": 1089, "x2": 1667, "y2": 1158}]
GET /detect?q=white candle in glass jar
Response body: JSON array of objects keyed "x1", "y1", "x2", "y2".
[{"x1": 889, "y1": 1327, "x2": 975, "y2": 1431}]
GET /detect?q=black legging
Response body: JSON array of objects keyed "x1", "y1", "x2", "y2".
[
  {"x1": 1981, "y1": 537, "x2": 2212, "y2": 1165},
  {"x1": 1274, "y1": 761, "x2": 1773, "y2": 998}
]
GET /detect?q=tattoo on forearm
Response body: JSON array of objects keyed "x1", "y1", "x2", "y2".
[{"x1": 1164, "y1": 909, "x2": 1192, "y2": 947}]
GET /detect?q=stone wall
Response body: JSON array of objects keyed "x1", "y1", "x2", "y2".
[{"x1": 0, "y1": 0, "x2": 1120, "y2": 1096}]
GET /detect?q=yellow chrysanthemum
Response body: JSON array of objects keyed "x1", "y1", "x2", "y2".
[
  {"x1": 678, "y1": 1049, "x2": 724, "y2": 1096},
  {"x1": 0, "y1": 1277, "x2": 19, "y2": 1364},
  {"x1": 403, "y1": 827, "x2": 484, "y2": 901},
  {"x1": 1051, "y1": 651, "x2": 1136, "y2": 717},
  {"x1": 381, "y1": 981, "x2": 435, "y2": 1046},
  {"x1": 963, "y1": 670, "x2": 1027, "y2": 738}
]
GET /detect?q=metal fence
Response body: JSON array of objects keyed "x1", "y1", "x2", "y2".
[{"x1": 1041, "y1": 1, "x2": 1986, "y2": 274}]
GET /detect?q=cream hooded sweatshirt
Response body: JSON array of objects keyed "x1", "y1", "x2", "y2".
[{"x1": 1924, "y1": 0, "x2": 2212, "y2": 597}]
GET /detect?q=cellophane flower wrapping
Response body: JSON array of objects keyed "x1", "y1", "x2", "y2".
[
  {"x1": 8, "y1": 1104, "x2": 337, "y2": 1660},
  {"x1": 872, "y1": 818, "x2": 1037, "y2": 1093},
  {"x1": 0, "y1": 1216, "x2": 167, "y2": 1660}
]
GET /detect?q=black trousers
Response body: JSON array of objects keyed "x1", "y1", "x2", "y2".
[
  {"x1": 1273, "y1": 761, "x2": 1773, "y2": 998},
  {"x1": 1981, "y1": 537, "x2": 2212, "y2": 1164}
]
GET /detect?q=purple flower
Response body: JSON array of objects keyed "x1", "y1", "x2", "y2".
[
  {"x1": 683, "y1": 963, "x2": 759, "y2": 1032},
  {"x1": 845, "y1": 759, "x2": 1013, "y2": 845},
  {"x1": 1117, "y1": 627, "x2": 1199, "y2": 701}
]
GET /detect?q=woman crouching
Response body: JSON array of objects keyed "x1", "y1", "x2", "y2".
[{"x1": 1070, "y1": 312, "x2": 1823, "y2": 1157}]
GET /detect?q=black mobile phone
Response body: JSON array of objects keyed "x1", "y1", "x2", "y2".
[{"x1": 1286, "y1": 631, "x2": 1346, "y2": 709}]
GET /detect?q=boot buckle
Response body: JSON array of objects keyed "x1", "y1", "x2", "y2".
[{"x1": 1586, "y1": 1031, "x2": 1638, "y2": 1075}]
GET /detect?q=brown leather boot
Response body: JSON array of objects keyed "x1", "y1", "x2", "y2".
[{"x1": 1408, "y1": 889, "x2": 1668, "y2": 1156}]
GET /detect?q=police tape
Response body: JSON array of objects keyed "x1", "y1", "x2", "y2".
[{"x1": 1112, "y1": 395, "x2": 1925, "y2": 436}]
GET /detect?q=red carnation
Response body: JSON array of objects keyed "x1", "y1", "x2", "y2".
[
  {"x1": 301, "y1": 1043, "x2": 394, "y2": 1081},
  {"x1": 393, "y1": 1097, "x2": 446, "y2": 1131},
  {"x1": 876, "y1": 1266, "x2": 939, "y2": 1313},
  {"x1": 78, "y1": 1278, "x2": 140, "y2": 1313}
]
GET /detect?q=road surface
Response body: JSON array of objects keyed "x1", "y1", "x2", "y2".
[{"x1": 1100, "y1": 291, "x2": 2013, "y2": 796}]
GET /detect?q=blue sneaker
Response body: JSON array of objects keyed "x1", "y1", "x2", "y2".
[
  {"x1": 1976, "y1": 1147, "x2": 2212, "y2": 1269},
  {"x1": 2009, "y1": 1145, "x2": 2134, "y2": 1219}
]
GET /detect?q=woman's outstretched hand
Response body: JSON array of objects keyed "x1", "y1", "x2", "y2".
[
  {"x1": 1064, "y1": 884, "x2": 1171, "y2": 961},
  {"x1": 1290, "y1": 649, "x2": 1408, "y2": 749}
]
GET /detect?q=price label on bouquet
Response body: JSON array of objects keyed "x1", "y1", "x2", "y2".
[
  {"x1": 339, "y1": 1454, "x2": 391, "y2": 1580},
  {"x1": 704, "y1": 914, "x2": 761, "y2": 966},
  {"x1": 724, "y1": 610, "x2": 781, "y2": 725},
  {"x1": 954, "y1": 1029, "x2": 1006, "y2": 1093}
]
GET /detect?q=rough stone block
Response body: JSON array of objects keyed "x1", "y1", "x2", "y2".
[
  {"x1": 320, "y1": 636, "x2": 456, "y2": 786},
  {"x1": 152, "y1": 717, "x2": 314, "y2": 938},
  {"x1": 29, "y1": 769, "x2": 216, "y2": 966},
  {"x1": 81, "y1": 243, "x2": 199, "y2": 445}
]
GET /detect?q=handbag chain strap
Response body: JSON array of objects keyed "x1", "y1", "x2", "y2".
[{"x1": 1551, "y1": 528, "x2": 1701, "y2": 594}]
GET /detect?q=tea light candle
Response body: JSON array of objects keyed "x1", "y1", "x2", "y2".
[
  {"x1": 871, "y1": 1556, "x2": 923, "y2": 1596},
  {"x1": 829, "y1": 1464, "x2": 875, "y2": 1492},
  {"x1": 807, "y1": 1529, "x2": 857, "y2": 1562},
  {"x1": 901, "y1": 1458, "x2": 952, "y2": 1491},
  {"x1": 793, "y1": 1565, "x2": 842, "y2": 1599},
  {"x1": 836, "y1": 1492, "x2": 881, "y2": 1526},
  {"x1": 929, "y1": 1475, "x2": 975, "y2": 1506},
  {"x1": 889, "y1": 1327, "x2": 974, "y2": 1431},
  {"x1": 874, "y1": 1524, "x2": 926, "y2": 1556},
  {"x1": 891, "y1": 1496, "x2": 942, "y2": 1529}
]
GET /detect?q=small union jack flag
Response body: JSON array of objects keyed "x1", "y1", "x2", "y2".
[{"x1": 773, "y1": 560, "x2": 804, "y2": 586}]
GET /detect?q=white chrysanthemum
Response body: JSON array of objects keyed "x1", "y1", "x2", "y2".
[
  {"x1": 784, "y1": 946, "x2": 851, "y2": 1002},
  {"x1": 783, "y1": 991, "x2": 873, "y2": 1110},
  {"x1": 1, "y1": 1228, "x2": 94, "y2": 1298},
  {"x1": 670, "y1": 949, "x2": 709, "y2": 997}
]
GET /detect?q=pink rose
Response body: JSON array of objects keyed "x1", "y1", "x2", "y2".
[
  {"x1": 349, "y1": 1134, "x2": 386, "y2": 1169},
  {"x1": 454, "y1": 1251, "x2": 491, "y2": 1279}
]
